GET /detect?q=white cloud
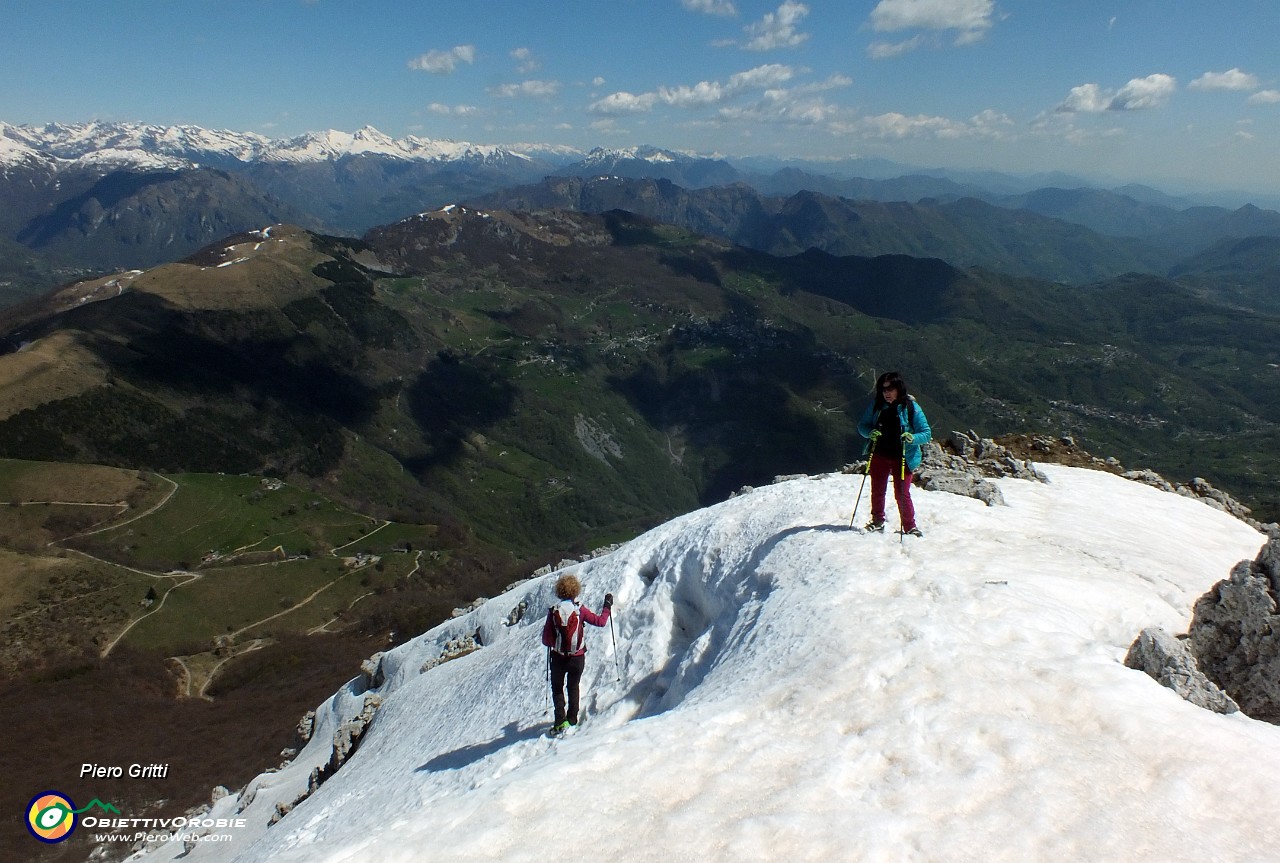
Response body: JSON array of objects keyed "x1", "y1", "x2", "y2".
[
  {"x1": 867, "y1": 36, "x2": 923, "y2": 59},
  {"x1": 856, "y1": 108, "x2": 1012, "y2": 141},
  {"x1": 726, "y1": 63, "x2": 796, "y2": 90},
  {"x1": 744, "y1": 1, "x2": 810, "y2": 51},
  {"x1": 970, "y1": 108, "x2": 1015, "y2": 133},
  {"x1": 592, "y1": 76, "x2": 606, "y2": 87},
  {"x1": 488, "y1": 80, "x2": 562, "y2": 99},
  {"x1": 681, "y1": 0, "x2": 737, "y2": 16},
  {"x1": 715, "y1": 75, "x2": 855, "y2": 129},
  {"x1": 719, "y1": 96, "x2": 841, "y2": 128},
  {"x1": 589, "y1": 118, "x2": 631, "y2": 136},
  {"x1": 588, "y1": 64, "x2": 796, "y2": 114},
  {"x1": 511, "y1": 48, "x2": 541, "y2": 74},
  {"x1": 1110, "y1": 73, "x2": 1177, "y2": 110},
  {"x1": 407, "y1": 45, "x2": 476, "y2": 75},
  {"x1": 589, "y1": 91, "x2": 660, "y2": 114},
  {"x1": 1056, "y1": 74, "x2": 1176, "y2": 113},
  {"x1": 868, "y1": 0, "x2": 994, "y2": 44},
  {"x1": 1190, "y1": 68, "x2": 1259, "y2": 92},
  {"x1": 1057, "y1": 83, "x2": 1111, "y2": 113},
  {"x1": 427, "y1": 103, "x2": 478, "y2": 116},
  {"x1": 1030, "y1": 110, "x2": 1124, "y2": 145},
  {"x1": 1249, "y1": 89, "x2": 1280, "y2": 105},
  {"x1": 659, "y1": 81, "x2": 735, "y2": 109},
  {"x1": 684, "y1": 78, "x2": 1007, "y2": 145},
  {"x1": 790, "y1": 73, "x2": 854, "y2": 94}
]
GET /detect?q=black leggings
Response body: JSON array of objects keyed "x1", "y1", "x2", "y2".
[{"x1": 550, "y1": 652, "x2": 586, "y2": 725}]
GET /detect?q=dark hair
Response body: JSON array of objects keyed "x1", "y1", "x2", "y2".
[{"x1": 873, "y1": 371, "x2": 915, "y2": 418}]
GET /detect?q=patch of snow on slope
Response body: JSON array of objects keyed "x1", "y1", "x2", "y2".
[{"x1": 127, "y1": 465, "x2": 1277, "y2": 863}]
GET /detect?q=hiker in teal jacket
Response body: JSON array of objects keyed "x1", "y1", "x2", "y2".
[{"x1": 856, "y1": 371, "x2": 932, "y2": 536}]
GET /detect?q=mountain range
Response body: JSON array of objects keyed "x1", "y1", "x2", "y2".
[
  {"x1": 3, "y1": 204, "x2": 1279, "y2": 531},
  {"x1": 0, "y1": 121, "x2": 578, "y2": 171},
  {"x1": 8, "y1": 121, "x2": 1280, "y2": 303}
]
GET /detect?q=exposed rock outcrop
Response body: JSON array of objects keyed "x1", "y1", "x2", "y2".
[
  {"x1": 1123, "y1": 626, "x2": 1238, "y2": 714},
  {"x1": 912, "y1": 431, "x2": 1049, "y2": 507},
  {"x1": 359, "y1": 652, "x2": 385, "y2": 690},
  {"x1": 295, "y1": 709, "x2": 316, "y2": 744},
  {"x1": 1187, "y1": 538, "x2": 1280, "y2": 722},
  {"x1": 419, "y1": 634, "x2": 481, "y2": 673},
  {"x1": 307, "y1": 693, "x2": 383, "y2": 794},
  {"x1": 1126, "y1": 539, "x2": 1280, "y2": 723},
  {"x1": 1124, "y1": 469, "x2": 1271, "y2": 532}
]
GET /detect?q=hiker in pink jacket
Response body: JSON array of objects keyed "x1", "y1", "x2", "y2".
[{"x1": 541, "y1": 572, "x2": 612, "y2": 735}]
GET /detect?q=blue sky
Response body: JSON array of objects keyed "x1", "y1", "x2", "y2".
[{"x1": 4, "y1": 1, "x2": 1280, "y2": 193}]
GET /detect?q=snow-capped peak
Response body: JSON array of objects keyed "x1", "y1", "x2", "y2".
[
  {"x1": 0, "y1": 120, "x2": 565, "y2": 170},
  {"x1": 4, "y1": 120, "x2": 265, "y2": 164},
  {"x1": 581, "y1": 144, "x2": 704, "y2": 165},
  {"x1": 261, "y1": 125, "x2": 425, "y2": 162},
  {"x1": 0, "y1": 124, "x2": 50, "y2": 170},
  {"x1": 126, "y1": 464, "x2": 1279, "y2": 863}
]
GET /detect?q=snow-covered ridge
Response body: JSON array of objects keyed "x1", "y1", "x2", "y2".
[
  {"x1": 0, "y1": 120, "x2": 584, "y2": 170},
  {"x1": 256, "y1": 126, "x2": 534, "y2": 165},
  {"x1": 580, "y1": 144, "x2": 708, "y2": 165},
  {"x1": 126, "y1": 464, "x2": 1280, "y2": 863},
  {"x1": 406, "y1": 203, "x2": 493, "y2": 221},
  {"x1": 0, "y1": 129, "x2": 46, "y2": 171}
]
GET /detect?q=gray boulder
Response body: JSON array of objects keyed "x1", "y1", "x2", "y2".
[
  {"x1": 1123, "y1": 626, "x2": 1238, "y2": 714},
  {"x1": 359, "y1": 652, "x2": 385, "y2": 690},
  {"x1": 1188, "y1": 538, "x2": 1280, "y2": 722},
  {"x1": 919, "y1": 471, "x2": 1006, "y2": 507},
  {"x1": 1123, "y1": 469, "x2": 1275, "y2": 534},
  {"x1": 295, "y1": 709, "x2": 316, "y2": 744},
  {"x1": 912, "y1": 432, "x2": 1050, "y2": 507}
]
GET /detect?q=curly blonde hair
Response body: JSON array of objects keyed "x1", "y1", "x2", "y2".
[{"x1": 555, "y1": 573, "x2": 581, "y2": 600}]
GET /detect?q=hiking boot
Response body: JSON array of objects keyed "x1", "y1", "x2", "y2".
[
  {"x1": 550, "y1": 720, "x2": 571, "y2": 736},
  {"x1": 902, "y1": 527, "x2": 923, "y2": 538},
  {"x1": 864, "y1": 520, "x2": 885, "y2": 533}
]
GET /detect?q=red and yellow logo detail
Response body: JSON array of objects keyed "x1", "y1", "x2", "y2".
[{"x1": 27, "y1": 791, "x2": 77, "y2": 843}]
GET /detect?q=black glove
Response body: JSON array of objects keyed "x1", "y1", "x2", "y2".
[{"x1": 603, "y1": 593, "x2": 614, "y2": 609}]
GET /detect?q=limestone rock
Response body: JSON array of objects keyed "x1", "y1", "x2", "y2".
[
  {"x1": 1188, "y1": 540, "x2": 1280, "y2": 722},
  {"x1": 308, "y1": 693, "x2": 383, "y2": 794},
  {"x1": 919, "y1": 471, "x2": 1006, "y2": 507},
  {"x1": 505, "y1": 599, "x2": 528, "y2": 628},
  {"x1": 295, "y1": 709, "x2": 316, "y2": 744},
  {"x1": 913, "y1": 432, "x2": 1050, "y2": 507},
  {"x1": 420, "y1": 633, "x2": 481, "y2": 673},
  {"x1": 1123, "y1": 626, "x2": 1238, "y2": 714},
  {"x1": 1122, "y1": 469, "x2": 1270, "y2": 531},
  {"x1": 359, "y1": 652, "x2": 385, "y2": 690}
]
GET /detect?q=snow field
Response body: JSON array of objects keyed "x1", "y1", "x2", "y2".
[{"x1": 132, "y1": 465, "x2": 1278, "y2": 863}]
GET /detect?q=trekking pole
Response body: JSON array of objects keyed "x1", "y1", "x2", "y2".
[
  {"x1": 609, "y1": 612, "x2": 621, "y2": 682},
  {"x1": 848, "y1": 460, "x2": 870, "y2": 529},
  {"x1": 900, "y1": 450, "x2": 907, "y2": 545},
  {"x1": 544, "y1": 648, "x2": 551, "y2": 715}
]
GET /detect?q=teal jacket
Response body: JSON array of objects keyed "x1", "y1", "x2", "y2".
[{"x1": 857, "y1": 397, "x2": 932, "y2": 472}]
